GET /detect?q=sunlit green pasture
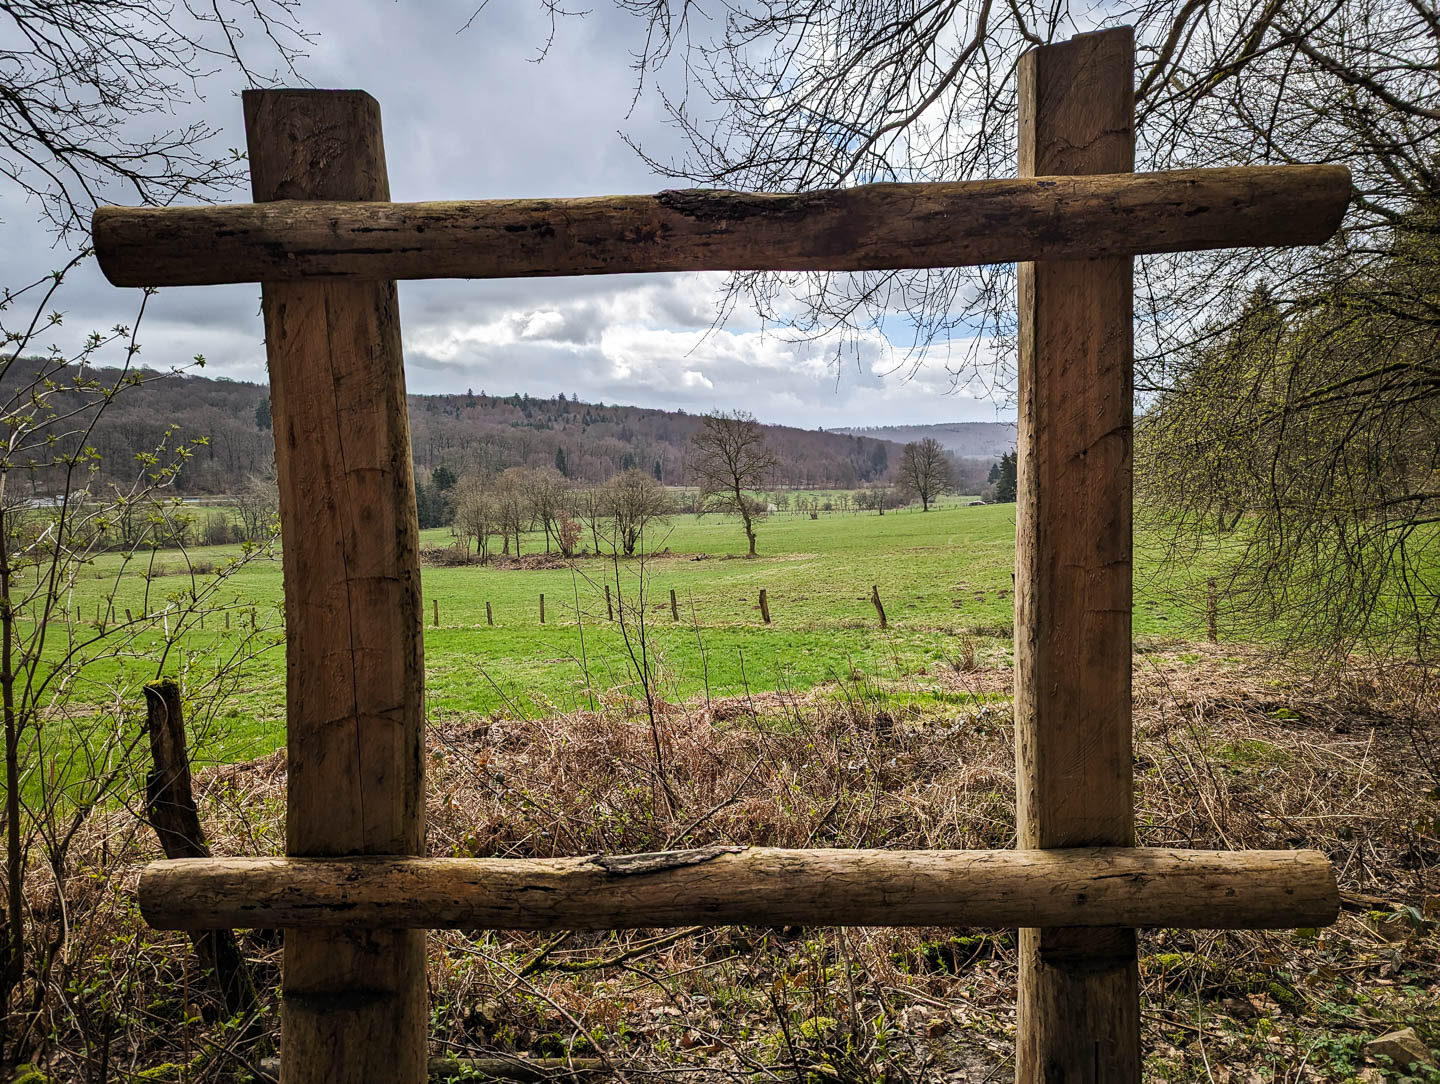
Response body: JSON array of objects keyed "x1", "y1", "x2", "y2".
[{"x1": 54, "y1": 501, "x2": 1209, "y2": 764}]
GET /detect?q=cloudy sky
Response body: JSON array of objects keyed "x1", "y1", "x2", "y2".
[{"x1": 6, "y1": 1, "x2": 1015, "y2": 429}]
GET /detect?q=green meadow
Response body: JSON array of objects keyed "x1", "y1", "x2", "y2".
[{"x1": 62, "y1": 500, "x2": 1210, "y2": 764}]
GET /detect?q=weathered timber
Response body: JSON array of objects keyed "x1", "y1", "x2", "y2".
[
  {"x1": 92, "y1": 165, "x2": 1351, "y2": 287},
  {"x1": 871, "y1": 585, "x2": 887, "y2": 630},
  {"x1": 670, "y1": 588, "x2": 679, "y2": 622},
  {"x1": 143, "y1": 681, "x2": 258, "y2": 1021},
  {"x1": 246, "y1": 89, "x2": 427, "y2": 1084},
  {"x1": 1014, "y1": 28, "x2": 1140, "y2": 1082},
  {"x1": 758, "y1": 588, "x2": 771, "y2": 624},
  {"x1": 138, "y1": 848, "x2": 1339, "y2": 932}
]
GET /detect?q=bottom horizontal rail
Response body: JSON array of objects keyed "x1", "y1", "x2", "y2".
[{"x1": 139, "y1": 846, "x2": 1338, "y2": 932}]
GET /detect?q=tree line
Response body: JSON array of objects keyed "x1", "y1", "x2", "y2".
[
  {"x1": 426, "y1": 416, "x2": 1012, "y2": 562},
  {"x1": 9, "y1": 365, "x2": 1005, "y2": 499}
]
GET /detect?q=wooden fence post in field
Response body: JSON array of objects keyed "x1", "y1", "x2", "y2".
[
  {"x1": 759, "y1": 589, "x2": 771, "y2": 624},
  {"x1": 670, "y1": 588, "x2": 679, "y2": 622},
  {"x1": 486, "y1": 601, "x2": 494, "y2": 626},
  {"x1": 871, "y1": 586, "x2": 887, "y2": 630},
  {"x1": 433, "y1": 598, "x2": 439, "y2": 628},
  {"x1": 143, "y1": 680, "x2": 258, "y2": 1021},
  {"x1": 1014, "y1": 28, "x2": 1140, "y2": 1083},
  {"x1": 540, "y1": 593, "x2": 546, "y2": 624},
  {"x1": 246, "y1": 89, "x2": 427, "y2": 1084},
  {"x1": 605, "y1": 584, "x2": 614, "y2": 621},
  {"x1": 1208, "y1": 579, "x2": 1219, "y2": 643}
]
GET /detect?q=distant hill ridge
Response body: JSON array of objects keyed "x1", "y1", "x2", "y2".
[
  {"x1": 26, "y1": 366, "x2": 992, "y2": 494},
  {"x1": 829, "y1": 422, "x2": 1016, "y2": 459}
]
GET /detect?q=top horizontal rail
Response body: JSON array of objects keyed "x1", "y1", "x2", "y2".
[{"x1": 93, "y1": 164, "x2": 1350, "y2": 287}]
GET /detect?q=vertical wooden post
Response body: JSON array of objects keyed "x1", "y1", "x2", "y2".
[
  {"x1": 433, "y1": 597, "x2": 440, "y2": 628},
  {"x1": 605, "y1": 584, "x2": 614, "y2": 621},
  {"x1": 758, "y1": 589, "x2": 771, "y2": 624},
  {"x1": 670, "y1": 588, "x2": 679, "y2": 622},
  {"x1": 539, "y1": 593, "x2": 546, "y2": 624},
  {"x1": 246, "y1": 90, "x2": 427, "y2": 1084},
  {"x1": 1014, "y1": 28, "x2": 1139, "y2": 1084},
  {"x1": 1207, "y1": 578, "x2": 1219, "y2": 643},
  {"x1": 486, "y1": 601, "x2": 494, "y2": 626},
  {"x1": 871, "y1": 586, "x2": 887, "y2": 630}
]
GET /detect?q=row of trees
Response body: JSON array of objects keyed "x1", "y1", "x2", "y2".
[{"x1": 432, "y1": 416, "x2": 1011, "y2": 562}]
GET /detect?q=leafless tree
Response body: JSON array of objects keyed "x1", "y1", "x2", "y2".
[
  {"x1": 526, "y1": 466, "x2": 572, "y2": 553},
  {"x1": 599, "y1": 469, "x2": 672, "y2": 556},
  {"x1": 898, "y1": 438, "x2": 953, "y2": 511},
  {"x1": 452, "y1": 474, "x2": 498, "y2": 563},
  {"x1": 857, "y1": 483, "x2": 902, "y2": 516},
  {"x1": 689, "y1": 411, "x2": 779, "y2": 557},
  {"x1": 493, "y1": 468, "x2": 531, "y2": 557},
  {"x1": 233, "y1": 472, "x2": 279, "y2": 544}
]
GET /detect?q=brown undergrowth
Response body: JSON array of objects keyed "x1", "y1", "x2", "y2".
[{"x1": 7, "y1": 644, "x2": 1438, "y2": 1082}]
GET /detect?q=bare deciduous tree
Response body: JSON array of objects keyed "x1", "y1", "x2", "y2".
[
  {"x1": 898, "y1": 438, "x2": 953, "y2": 511},
  {"x1": 527, "y1": 466, "x2": 572, "y2": 553},
  {"x1": 599, "y1": 469, "x2": 671, "y2": 556},
  {"x1": 493, "y1": 468, "x2": 531, "y2": 557},
  {"x1": 233, "y1": 472, "x2": 279, "y2": 543},
  {"x1": 689, "y1": 412, "x2": 778, "y2": 557},
  {"x1": 452, "y1": 474, "x2": 498, "y2": 563}
]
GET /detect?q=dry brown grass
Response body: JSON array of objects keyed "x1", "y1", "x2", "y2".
[{"x1": 9, "y1": 644, "x2": 1437, "y2": 1082}]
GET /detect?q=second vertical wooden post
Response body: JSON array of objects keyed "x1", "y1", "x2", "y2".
[
  {"x1": 1014, "y1": 28, "x2": 1139, "y2": 1083},
  {"x1": 247, "y1": 90, "x2": 427, "y2": 1084}
]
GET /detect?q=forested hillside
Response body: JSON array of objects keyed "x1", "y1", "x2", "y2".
[
  {"x1": 20, "y1": 366, "x2": 944, "y2": 494},
  {"x1": 832, "y1": 421, "x2": 1015, "y2": 459}
]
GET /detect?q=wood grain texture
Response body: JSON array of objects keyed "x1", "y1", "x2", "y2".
[
  {"x1": 245, "y1": 88, "x2": 427, "y2": 1084},
  {"x1": 1013, "y1": 28, "x2": 1141, "y2": 1084},
  {"x1": 92, "y1": 165, "x2": 1351, "y2": 286},
  {"x1": 137, "y1": 848, "x2": 1340, "y2": 931}
]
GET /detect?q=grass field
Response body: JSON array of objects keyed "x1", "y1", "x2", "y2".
[{"x1": 62, "y1": 501, "x2": 1213, "y2": 764}]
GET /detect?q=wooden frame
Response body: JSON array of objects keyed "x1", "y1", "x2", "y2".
[{"x1": 92, "y1": 27, "x2": 1352, "y2": 1084}]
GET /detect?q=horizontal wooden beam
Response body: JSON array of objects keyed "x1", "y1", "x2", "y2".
[
  {"x1": 139, "y1": 846, "x2": 1339, "y2": 931},
  {"x1": 93, "y1": 165, "x2": 1350, "y2": 287}
]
